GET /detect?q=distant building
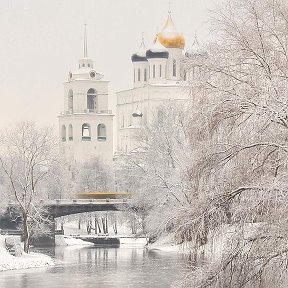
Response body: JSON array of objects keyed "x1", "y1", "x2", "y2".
[
  {"x1": 59, "y1": 13, "x2": 206, "y2": 164},
  {"x1": 116, "y1": 12, "x2": 190, "y2": 155},
  {"x1": 58, "y1": 25, "x2": 114, "y2": 166}
]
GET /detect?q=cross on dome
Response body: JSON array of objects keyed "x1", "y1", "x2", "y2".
[{"x1": 83, "y1": 24, "x2": 88, "y2": 58}]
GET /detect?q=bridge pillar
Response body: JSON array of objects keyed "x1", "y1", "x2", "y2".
[{"x1": 32, "y1": 217, "x2": 56, "y2": 247}]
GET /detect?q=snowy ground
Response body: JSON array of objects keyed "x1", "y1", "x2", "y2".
[
  {"x1": 0, "y1": 235, "x2": 54, "y2": 272},
  {"x1": 147, "y1": 234, "x2": 186, "y2": 253},
  {"x1": 61, "y1": 221, "x2": 148, "y2": 246},
  {"x1": 55, "y1": 235, "x2": 95, "y2": 246}
]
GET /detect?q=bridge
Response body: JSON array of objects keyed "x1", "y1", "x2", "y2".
[
  {"x1": 45, "y1": 198, "x2": 131, "y2": 218},
  {"x1": 2, "y1": 198, "x2": 133, "y2": 246}
]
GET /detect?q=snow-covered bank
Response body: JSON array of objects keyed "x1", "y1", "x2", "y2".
[
  {"x1": 119, "y1": 236, "x2": 148, "y2": 246},
  {"x1": 0, "y1": 236, "x2": 54, "y2": 272},
  {"x1": 55, "y1": 235, "x2": 94, "y2": 246},
  {"x1": 147, "y1": 234, "x2": 185, "y2": 253}
]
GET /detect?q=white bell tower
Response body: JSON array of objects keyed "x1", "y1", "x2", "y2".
[{"x1": 59, "y1": 25, "x2": 114, "y2": 166}]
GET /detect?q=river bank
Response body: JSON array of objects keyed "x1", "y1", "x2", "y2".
[
  {"x1": 0, "y1": 235, "x2": 54, "y2": 272},
  {"x1": 0, "y1": 245, "x2": 187, "y2": 288}
]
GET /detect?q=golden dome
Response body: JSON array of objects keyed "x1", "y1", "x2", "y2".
[{"x1": 158, "y1": 13, "x2": 185, "y2": 49}]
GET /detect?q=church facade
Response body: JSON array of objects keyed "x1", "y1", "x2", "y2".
[
  {"x1": 116, "y1": 12, "x2": 190, "y2": 154},
  {"x1": 58, "y1": 26, "x2": 114, "y2": 166},
  {"x1": 59, "y1": 13, "x2": 204, "y2": 165}
]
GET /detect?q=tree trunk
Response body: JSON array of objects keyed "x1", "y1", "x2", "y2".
[
  {"x1": 94, "y1": 217, "x2": 98, "y2": 234},
  {"x1": 113, "y1": 220, "x2": 117, "y2": 234},
  {"x1": 102, "y1": 217, "x2": 106, "y2": 233},
  {"x1": 22, "y1": 213, "x2": 30, "y2": 253},
  {"x1": 78, "y1": 217, "x2": 81, "y2": 230},
  {"x1": 105, "y1": 217, "x2": 108, "y2": 234}
]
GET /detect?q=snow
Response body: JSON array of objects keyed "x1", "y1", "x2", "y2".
[
  {"x1": 149, "y1": 36, "x2": 169, "y2": 53},
  {"x1": 135, "y1": 41, "x2": 147, "y2": 57},
  {"x1": 119, "y1": 237, "x2": 148, "y2": 246},
  {"x1": 147, "y1": 234, "x2": 185, "y2": 253},
  {"x1": 59, "y1": 221, "x2": 148, "y2": 247},
  {"x1": 55, "y1": 235, "x2": 94, "y2": 246},
  {"x1": 0, "y1": 236, "x2": 54, "y2": 272}
]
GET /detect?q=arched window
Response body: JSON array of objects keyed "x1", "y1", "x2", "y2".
[
  {"x1": 97, "y1": 124, "x2": 106, "y2": 141},
  {"x1": 68, "y1": 90, "x2": 73, "y2": 112},
  {"x1": 144, "y1": 68, "x2": 147, "y2": 82},
  {"x1": 159, "y1": 65, "x2": 162, "y2": 77},
  {"x1": 173, "y1": 59, "x2": 176, "y2": 77},
  {"x1": 153, "y1": 65, "x2": 156, "y2": 78},
  {"x1": 68, "y1": 124, "x2": 73, "y2": 141},
  {"x1": 87, "y1": 88, "x2": 97, "y2": 111},
  {"x1": 82, "y1": 123, "x2": 91, "y2": 141},
  {"x1": 138, "y1": 68, "x2": 141, "y2": 81},
  {"x1": 61, "y1": 125, "x2": 66, "y2": 142}
]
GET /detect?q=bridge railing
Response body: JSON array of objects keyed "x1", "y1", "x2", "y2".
[
  {"x1": 0, "y1": 229, "x2": 22, "y2": 236},
  {"x1": 45, "y1": 198, "x2": 130, "y2": 205}
]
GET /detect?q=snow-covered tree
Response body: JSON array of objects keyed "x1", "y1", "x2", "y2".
[
  {"x1": 0, "y1": 122, "x2": 58, "y2": 252},
  {"x1": 118, "y1": 101, "x2": 195, "y2": 239},
  {"x1": 176, "y1": 0, "x2": 288, "y2": 286},
  {"x1": 73, "y1": 157, "x2": 113, "y2": 193}
]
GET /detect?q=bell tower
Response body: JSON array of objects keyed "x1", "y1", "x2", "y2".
[{"x1": 59, "y1": 25, "x2": 114, "y2": 166}]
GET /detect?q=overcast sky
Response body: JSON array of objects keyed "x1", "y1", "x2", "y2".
[{"x1": 0, "y1": 0, "x2": 220, "y2": 129}]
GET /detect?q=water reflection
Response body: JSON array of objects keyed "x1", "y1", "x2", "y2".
[{"x1": 0, "y1": 246, "x2": 187, "y2": 288}]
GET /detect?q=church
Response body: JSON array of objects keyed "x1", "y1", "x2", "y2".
[{"x1": 59, "y1": 12, "x2": 204, "y2": 166}]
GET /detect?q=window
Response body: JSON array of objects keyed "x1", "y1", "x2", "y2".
[
  {"x1": 138, "y1": 68, "x2": 141, "y2": 81},
  {"x1": 184, "y1": 71, "x2": 187, "y2": 81},
  {"x1": 134, "y1": 69, "x2": 135, "y2": 83},
  {"x1": 97, "y1": 124, "x2": 106, "y2": 141},
  {"x1": 61, "y1": 125, "x2": 66, "y2": 142},
  {"x1": 173, "y1": 59, "x2": 176, "y2": 77},
  {"x1": 144, "y1": 68, "x2": 147, "y2": 82},
  {"x1": 68, "y1": 90, "x2": 73, "y2": 112},
  {"x1": 159, "y1": 65, "x2": 162, "y2": 77},
  {"x1": 82, "y1": 123, "x2": 91, "y2": 141},
  {"x1": 68, "y1": 124, "x2": 73, "y2": 141},
  {"x1": 82, "y1": 63, "x2": 85, "y2": 67},
  {"x1": 153, "y1": 65, "x2": 155, "y2": 78},
  {"x1": 87, "y1": 88, "x2": 97, "y2": 111},
  {"x1": 88, "y1": 63, "x2": 90, "y2": 67}
]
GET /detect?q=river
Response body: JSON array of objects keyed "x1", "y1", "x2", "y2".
[{"x1": 0, "y1": 246, "x2": 188, "y2": 288}]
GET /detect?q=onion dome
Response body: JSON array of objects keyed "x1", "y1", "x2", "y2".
[
  {"x1": 132, "y1": 107, "x2": 143, "y2": 117},
  {"x1": 131, "y1": 38, "x2": 148, "y2": 62},
  {"x1": 146, "y1": 36, "x2": 169, "y2": 59},
  {"x1": 158, "y1": 13, "x2": 185, "y2": 49},
  {"x1": 185, "y1": 36, "x2": 207, "y2": 58}
]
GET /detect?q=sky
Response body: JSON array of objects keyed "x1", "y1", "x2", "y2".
[{"x1": 0, "y1": 0, "x2": 220, "y2": 129}]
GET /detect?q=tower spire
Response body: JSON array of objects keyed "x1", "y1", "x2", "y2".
[
  {"x1": 168, "y1": 0, "x2": 171, "y2": 14},
  {"x1": 84, "y1": 24, "x2": 88, "y2": 58},
  {"x1": 193, "y1": 31, "x2": 199, "y2": 46}
]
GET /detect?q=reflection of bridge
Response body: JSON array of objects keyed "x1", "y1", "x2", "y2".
[{"x1": 45, "y1": 199, "x2": 131, "y2": 218}]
